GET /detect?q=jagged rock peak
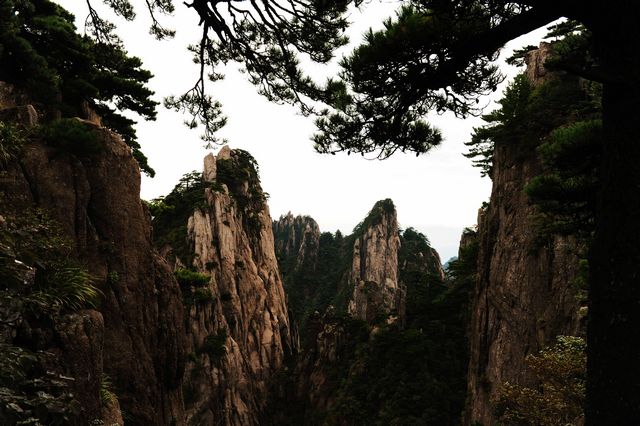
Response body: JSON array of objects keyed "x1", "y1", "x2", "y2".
[
  {"x1": 525, "y1": 41, "x2": 555, "y2": 86},
  {"x1": 203, "y1": 152, "x2": 217, "y2": 182},
  {"x1": 458, "y1": 226, "x2": 479, "y2": 260},
  {"x1": 348, "y1": 199, "x2": 405, "y2": 324},
  {"x1": 183, "y1": 147, "x2": 291, "y2": 425},
  {"x1": 273, "y1": 213, "x2": 321, "y2": 272},
  {"x1": 399, "y1": 227, "x2": 446, "y2": 282}
]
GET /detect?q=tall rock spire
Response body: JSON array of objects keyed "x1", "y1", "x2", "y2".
[
  {"x1": 182, "y1": 147, "x2": 292, "y2": 425},
  {"x1": 347, "y1": 199, "x2": 405, "y2": 324}
]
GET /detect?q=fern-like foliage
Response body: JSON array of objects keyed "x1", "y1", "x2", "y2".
[{"x1": 29, "y1": 264, "x2": 101, "y2": 315}]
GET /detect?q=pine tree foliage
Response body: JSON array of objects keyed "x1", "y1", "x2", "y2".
[
  {"x1": 526, "y1": 120, "x2": 601, "y2": 238},
  {"x1": 0, "y1": 0, "x2": 158, "y2": 175},
  {"x1": 464, "y1": 73, "x2": 534, "y2": 177},
  {"x1": 27, "y1": 1, "x2": 640, "y2": 421},
  {"x1": 465, "y1": 33, "x2": 602, "y2": 239},
  {"x1": 322, "y1": 229, "x2": 477, "y2": 425},
  {"x1": 149, "y1": 171, "x2": 206, "y2": 266}
]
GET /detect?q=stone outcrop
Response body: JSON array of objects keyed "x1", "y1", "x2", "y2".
[
  {"x1": 273, "y1": 213, "x2": 320, "y2": 273},
  {"x1": 0, "y1": 83, "x2": 186, "y2": 424},
  {"x1": 399, "y1": 230, "x2": 446, "y2": 283},
  {"x1": 347, "y1": 199, "x2": 405, "y2": 324},
  {"x1": 464, "y1": 46, "x2": 584, "y2": 425},
  {"x1": 181, "y1": 148, "x2": 292, "y2": 425},
  {"x1": 524, "y1": 41, "x2": 555, "y2": 85}
]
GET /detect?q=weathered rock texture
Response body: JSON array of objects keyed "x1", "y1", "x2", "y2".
[
  {"x1": 464, "y1": 47, "x2": 583, "y2": 425},
  {"x1": 348, "y1": 200, "x2": 405, "y2": 324},
  {"x1": 181, "y1": 148, "x2": 292, "y2": 425},
  {"x1": 287, "y1": 307, "x2": 366, "y2": 425},
  {"x1": 524, "y1": 41, "x2": 555, "y2": 85},
  {"x1": 273, "y1": 213, "x2": 320, "y2": 273},
  {"x1": 0, "y1": 84, "x2": 186, "y2": 424},
  {"x1": 272, "y1": 212, "x2": 323, "y2": 341}
]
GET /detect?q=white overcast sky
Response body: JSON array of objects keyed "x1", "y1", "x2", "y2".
[{"x1": 54, "y1": 0, "x2": 551, "y2": 262}]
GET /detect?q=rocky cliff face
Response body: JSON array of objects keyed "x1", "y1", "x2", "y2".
[
  {"x1": 284, "y1": 307, "x2": 367, "y2": 425},
  {"x1": 0, "y1": 84, "x2": 186, "y2": 424},
  {"x1": 399, "y1": 229, "x2": 446, "y2": 284},
  {"x1": 273, "y1": 213, "x2": 320, "y2": 273},
  {"x1": 348, "y1": 199, "x2": 405, "y2": 324},
  {"x1": 179, "y1": 147, "x2": 292, "y2": 425},
  {"x1": 464, "y1": 47, "x2": 584, "y2": 425}
]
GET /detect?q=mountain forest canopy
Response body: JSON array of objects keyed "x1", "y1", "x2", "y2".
[{"x1": 4, "y1": 0, "x2": 640, "y2": 423}]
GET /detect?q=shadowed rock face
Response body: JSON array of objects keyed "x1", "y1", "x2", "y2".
[
  {"x1": 273, "y1": 213, "x2": 320, "y2": 273},
  {"x1": 464, "y1": 45, "x2": 584, "y2": 425},
  {"x1": 348, "y1": 200, "x2": 405, "y2": 325},
  {"x1": 181, "y1": 148, "x2": 292, "y2": 425},
  {"x1": 0, "y1": 83, "x2": 186, "y2": 425}
]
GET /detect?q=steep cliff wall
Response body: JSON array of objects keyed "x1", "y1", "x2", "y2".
[
  {"x1": 177, "y1": 148, "x2": 292, "y2": 425},
  {"x1": 347, "y1": 199, "x2": 405, "y2": 324},
  {"x1": 398, "y1": 227, "x2": 446, "y2": 284},
  {"x1": 0, "y1": 85, "x2": 186, "y2": 424},
  {"x1": 273, "y1": 213, "x2": 321, "y2": 333},
  {"x1": 465, "y1": 47, "x2": 584, "y2": 425},
  {"x1": 273, "y1": 213, "x2": 320, "y2": 273}
]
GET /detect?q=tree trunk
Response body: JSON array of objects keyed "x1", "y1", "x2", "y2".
[{"x1": 587, "y1": 4, "x2": 640, "y2": 422}]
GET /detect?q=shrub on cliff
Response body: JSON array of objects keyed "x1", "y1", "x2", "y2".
[
  {"x1": 0, "y1": 344, "x2": 79, "y2": 424},
  {"x1": 174, "y1": 268, "x2": 210, "y2": 288},
  {"x1": 0, "y1": 122, "x2": 26, "y2": 165},
  {"x1": 0, "y1": 208, "x2": 100, "y2": 424},
  {"x1": 150, "y1": 171, "x2": 205, "y2": 265},
  {"x1": 38, "y1": 118, "x2": 102, "y2": 158},
  {"x1": 495, "y1": 336, "x2": 586, "y2": 426}
]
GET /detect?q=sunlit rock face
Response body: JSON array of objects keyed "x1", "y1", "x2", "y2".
[
  {"x1": 182, "y1": 147, "x2": 292, "y2": 425},
  {"x1": 464, "y1": 44, "x2": 584, "y2": 425},
  {"x1": 347, "y1": 199, "x2": 405, "y2": 325}
]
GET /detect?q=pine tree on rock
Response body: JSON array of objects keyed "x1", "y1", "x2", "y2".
[{"x1": 0, "y1": 0, "x2": 158, "y2": 176}]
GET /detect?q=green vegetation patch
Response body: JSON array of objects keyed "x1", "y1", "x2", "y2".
[
  {"x1": 99, "y1": 374, "x2": 118, "y2": 407},
  {"x1": 275, "y1": 223, "x2": 476, "y2": 425},
  {"x1": 351, "y1": 199, "x2": 395, "y2": 237},
  {"x1": 496, "y1": 336, "x2": 586, "y2": 425},
  {"x1": 0, "y1": 0, "x2": 158, "y2": 175},
  {"x1": 0, "y1": 207, "x2": 101, "y2": 424},
  {"x1": 175, "y1": 268, "x2": 210, "y2": 288},
  {"x1": 0, "y1": 122, "x2": 27, "y2": 166},
  {"x1": 1, "y1": 207, "x2": 101, "y2": 317},
  {"x1": 198, "y1": 331, "x2": 228, "y2": 361},
  {"x1": 38, "y1": 118, "x2": 102, "y2": 157},
  {"x1": 175, "y1": 268, "x2": 213, "y2": 306},
  {"x1": 216, "y1": 149, "x2": 268, "y2": 237},
  {"x1": 150, "y1": 171, "x2": 205, "y2": 266},
  {"x1": 0, "y1": 343, "x2": 80, "y2": 424}
]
